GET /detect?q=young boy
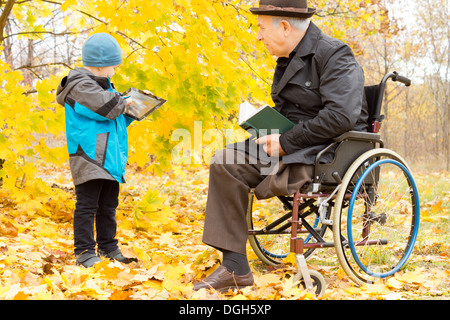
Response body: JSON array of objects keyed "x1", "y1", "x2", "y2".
[{"x1": 56, "y1": 33, "x2": 136, "y2": 267}]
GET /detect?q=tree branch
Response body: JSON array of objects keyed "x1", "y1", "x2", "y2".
[
  {"x1": 14, "y1": 61, "x2": 73, "y2": 70},
  {"x1": 3, "y1": 30, "x2": 78, "y2": 40},
  {"x1": 0, "y1": 0, "x2": 16, "y2": 44}
]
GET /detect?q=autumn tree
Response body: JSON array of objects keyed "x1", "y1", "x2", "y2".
[
  {"x1": 4, "y1": 0, "x2": 445, "y2": 222},
  {"x1": 416, "y1": 0, "x2": 449, "y2": 170}
]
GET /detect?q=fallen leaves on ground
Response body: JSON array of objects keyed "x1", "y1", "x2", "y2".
[{"x1": 0, "y1": 164, "x2": 448, "y2": 300}]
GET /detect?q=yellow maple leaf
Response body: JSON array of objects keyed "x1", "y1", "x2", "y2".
[
  {"x1": 365, "y1": 284, "x2": 392, "y2": 296},
  {"x1": 230, "y1": 294, "x2": 248, "y2": 300},
  {"x1": 142, "y1": 279, "x2": 163, "y2": 290},
  {"x1": 283, "y1": 252, "x2": 297, "y2": 265},
  {"x1": 386, "y1": 277, "x2": 404, "y2": 290},
  {"x1": 399, "y1": 269, "x2": 428, "y2": 284},
  {"x1": 255, "y1": 273, "x2": 281, "y2": 288}
]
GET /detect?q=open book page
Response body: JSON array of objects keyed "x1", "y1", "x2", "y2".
[{"x1": 238, "y1": 101, "x2": 258, "y2": 125}]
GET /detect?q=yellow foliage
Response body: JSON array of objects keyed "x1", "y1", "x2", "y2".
[{"x1": 1, "y1": 0, "x2": 447, "y2": 302}]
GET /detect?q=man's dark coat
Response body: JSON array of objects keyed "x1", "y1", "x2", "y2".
[{"x1": 232, "y1": 22, "x2": 368, "y2": 165}]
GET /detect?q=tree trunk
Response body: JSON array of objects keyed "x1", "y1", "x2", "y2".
[{"x1": 0, "y1": 0, "x2": 15, "y2": 45}]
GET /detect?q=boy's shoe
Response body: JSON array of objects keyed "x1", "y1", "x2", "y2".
[
  {"x1": 76, "y1": 252, "x2": 101, "y2": 268},
  {"x1": 98, "y1": 248, "x2": 138, "y2": 264}
]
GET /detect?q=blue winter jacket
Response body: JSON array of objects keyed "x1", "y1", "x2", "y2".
[{"x1": 56, "y1": 67, "x2": 133, "y2": 185}]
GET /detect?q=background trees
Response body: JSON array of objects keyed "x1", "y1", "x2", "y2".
[{"x1": 0, "y1": 0, "x2": 448, "y2": 205}]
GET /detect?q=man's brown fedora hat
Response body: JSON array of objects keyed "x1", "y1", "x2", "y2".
[{"x1": 250, "y1": 0, "x2": 316, "y2": 18}]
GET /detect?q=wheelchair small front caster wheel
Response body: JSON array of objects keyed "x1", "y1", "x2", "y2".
[{"x1": 293, "y1": 269, "x2": 326, "y2": 297}]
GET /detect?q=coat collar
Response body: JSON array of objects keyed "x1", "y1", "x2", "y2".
[
  {"x1": 74, "y1": 67, "x2": 112, "y2": 90},
  {"x1": 272, "y1": 21, "x2": 321, "y2": 95},
  {"x1": 294, "y1": 21, "x2": 321, "y2": 57}
]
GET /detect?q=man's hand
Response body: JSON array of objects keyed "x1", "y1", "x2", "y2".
[{"x1": 255, "y1": 134, "x2": 287, "y2": 157}]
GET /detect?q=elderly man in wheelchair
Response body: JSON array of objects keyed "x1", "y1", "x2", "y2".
[{"x1": 194, "y1": 0, "x2": 420, "y2": 296}]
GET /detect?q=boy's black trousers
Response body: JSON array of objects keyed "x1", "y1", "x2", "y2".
[{"x1": 73, "y1": 179, "x2": 120, "y2": 256}]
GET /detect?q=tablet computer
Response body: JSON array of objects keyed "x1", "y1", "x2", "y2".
[{"x1": 123, "y1": 87, "x2": 167, "y2": 121}]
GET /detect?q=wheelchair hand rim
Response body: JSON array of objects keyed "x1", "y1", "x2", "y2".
[{"x1": 347, "y1": 158, "x2": 420, "y2": 278}]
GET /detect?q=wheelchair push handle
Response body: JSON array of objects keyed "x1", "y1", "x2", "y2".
[
  {"x1": 392, "y1": 71, "x2": 411, "y2": 86},
  {"x1": 382, "y1": 71, "x2": 411, "y2": 87},
  {"x1": 368, "y1": 71, "x2": 412, "y2": 133}
]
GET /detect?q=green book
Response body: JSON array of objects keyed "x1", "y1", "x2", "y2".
[{"x1": 238, "y1": 101, "x2": 294, "y2": 137}]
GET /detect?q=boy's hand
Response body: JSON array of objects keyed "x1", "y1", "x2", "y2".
[
  {"x1": 143, "y1": 90, "x2": 153, "y2": 95},
  {"x1": 124, "y1": 98, "x2": 133, "y2": 114},
  {"x1": 255, "y1": 134, "x2": 287, "y2": 157}
]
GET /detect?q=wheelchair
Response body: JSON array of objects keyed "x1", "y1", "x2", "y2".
[{"x1": 246, "y1": 72, "x2": 420, "y2": 296}]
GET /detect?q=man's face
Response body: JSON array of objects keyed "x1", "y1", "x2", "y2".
[{"x1": 256, "y1": 15, "x2": 288, "y2": 58}]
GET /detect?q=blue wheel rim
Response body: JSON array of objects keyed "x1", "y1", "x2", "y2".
[{"x1": 347, "y1": 159, "x2": 420, "y2": 278}]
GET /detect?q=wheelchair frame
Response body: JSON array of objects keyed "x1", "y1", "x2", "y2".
[{"x1": 247, "y1": 72, "x2": 420, "y2": 295}]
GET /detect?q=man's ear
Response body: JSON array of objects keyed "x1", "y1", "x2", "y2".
[{"x1": 280, "y1": 20, "x2": 292, "y2": 36}]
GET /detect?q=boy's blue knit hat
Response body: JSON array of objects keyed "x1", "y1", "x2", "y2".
[{"x1": 82, "y1": 33, "x2": 122, "y2": 67}]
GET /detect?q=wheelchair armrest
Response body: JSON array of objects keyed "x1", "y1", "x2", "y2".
[
  {"x1": 313, "y1": 131, "x2": 384, "y2": 186},
  {"x1": 332, "y1": 131, "x2": 382, "y2": 143}
]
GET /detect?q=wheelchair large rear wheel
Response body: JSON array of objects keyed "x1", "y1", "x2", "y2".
[
  {"x1": 247, "y1": 192, "x2": 329, "y2": 266},
  {"x1": 333, "y1": 149, "x2": 420, "y2": 285}
]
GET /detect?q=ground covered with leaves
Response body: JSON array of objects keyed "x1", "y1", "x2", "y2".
[{"x1": 0, "y1": 162, "x2": 448, "y2": 300}]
